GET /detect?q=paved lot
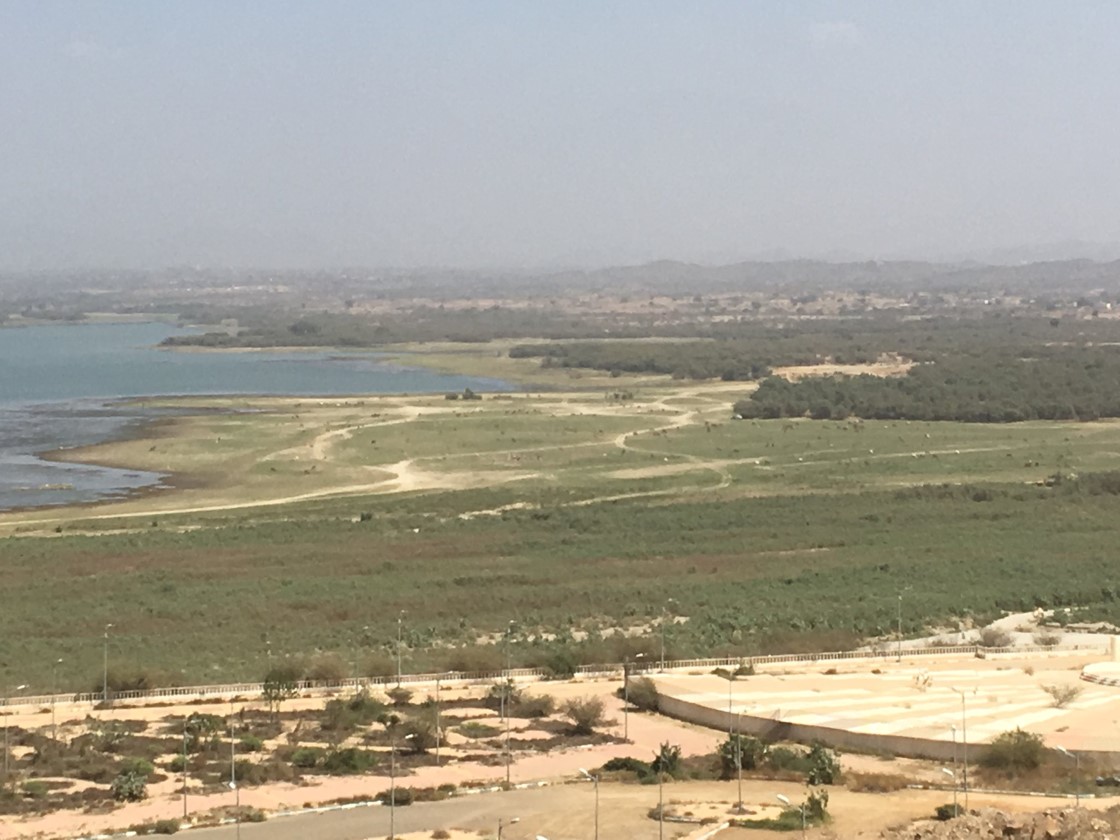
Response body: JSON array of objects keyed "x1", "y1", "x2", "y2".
[{"x1": 654, "y1": 652, "x2": 1120, "y2": 754}]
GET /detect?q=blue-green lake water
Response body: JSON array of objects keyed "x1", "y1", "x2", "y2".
[{"x1": 0, "y1": 322, "x2": 512, "y2": 511}]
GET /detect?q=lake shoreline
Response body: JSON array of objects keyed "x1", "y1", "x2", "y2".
[{"x1": 0, "y1": 322, "x2": 518, "y2": 514}]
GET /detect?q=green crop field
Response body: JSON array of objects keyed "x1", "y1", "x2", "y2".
[{"x1": 4, "y1": 383, "x2": 1120, "y2": 694}]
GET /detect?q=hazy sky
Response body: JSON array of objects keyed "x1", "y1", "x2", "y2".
[{"x1": 3, "y1": 1, "x2": 1120, "y2": 269}]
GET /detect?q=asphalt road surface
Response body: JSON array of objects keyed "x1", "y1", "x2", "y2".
[{"x1": 187, "y1": 784, "x2": 662, "y2": 840}]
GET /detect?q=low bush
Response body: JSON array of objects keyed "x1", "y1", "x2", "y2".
[
  {"x1": 845, "y1": 771, "x2": 911, "y2": 792},
  {"x1": 624, "y1": 676, "x2": 660, "y2": 712},
  {"x1": 110, "y1": 770, "x2": 148, "y2": 802},
  {"x1": 511, "y1": 692, "x2": 555, "y2": 719},
  {"x1": 289, "y1": 747, "x2": 324, "y2": 769},
  {"x1": 322, "y1": 748, "x2": 377, "y2": 775},
  {"x1": 934, "y1": 802, "x2": 962, "y2": 820},
  {"x1": 386, "y1": 687, "x2": 413, "y2": 707},
  {"x1": 979, "y1": 626, "x2": 1012, "y2": 648},
  {"x1": 562, "y1": 696, "x2": 606, "y2": 735},
  {"x1": 981, "y1": 728, "x2": 1045, "y2": 776},
  {"x1": 239, "y1": 734, "x2": 264, "y2": 753},
  {"x1": 374, "y1": 787, "x2": 414, "y2": 806}
]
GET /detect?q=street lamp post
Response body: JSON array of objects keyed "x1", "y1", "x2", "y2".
[
  {"x1": 229, "y1": 709, "x2": 240, "y2": 840},
  {"x1": 952, "y1": 688, "x2": 969, "y2": 811},
  {"x1": 1057, "y1": 746, "x2": 1080, "y2": 805},
  {"x1": 896, "y1": 594, "x2": 903, "y2": 662},
  {"x1": 659, "y1": 600, "x2": 677, "y2": 672},
  {"x1": 734, "y1": 711, "x2": 745, "y2": 813},
  {"x1": 182, "y1": 720, "x2": 189, "y2": 820},
  {"x1": 389, "y1": 730, "x2": 415, "y2": 839},
  {"x1": 102, "y1": 623, "x2": 113, "y2": 705},
  {"x1": 434, "y1": 676, "x2": 442, "y2": 766},
  {"x1": 776, "y1": 794, "x2": 806, "y2": 839},
  {"x1": 658, "y1": 758, "x2": 664, "y2": 840},
  {"x1": 396, "y1": 611, "x2": 405, "y2": 687},
  {"x1": 3, "y1": 684, "x2": 28, "y2": 778},
  {"x1": 941, "y1": 767, "x2": 957, "y2": 817},
  {"x1": 51, "y1": 658, "x2": 63, "y2": 743},
  {"x1": 580, "y1": 768, "x2": 600, "y2": 840}
]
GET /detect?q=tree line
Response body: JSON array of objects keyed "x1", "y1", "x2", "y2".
[{"x1": 733, "y1": 351, "x2": 1120, "y2": 422}]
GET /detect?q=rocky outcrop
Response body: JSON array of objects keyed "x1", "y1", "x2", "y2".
[{"x1": 882, "y1": 807, "x2": 1120, "y2": 840}]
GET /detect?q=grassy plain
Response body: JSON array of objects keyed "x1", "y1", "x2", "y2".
[{"x1": 4, "y1": 375, "x2": 1120, "y2": 692}]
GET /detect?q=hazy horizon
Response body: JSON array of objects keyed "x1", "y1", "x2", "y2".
[{"x1": 4, "y1": 2, "x2": 1120, "y2": 271}]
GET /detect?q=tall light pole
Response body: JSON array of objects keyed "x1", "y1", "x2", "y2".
[
  {"x1": 896, "y1": 594, "x2": 903, "y2": 662},
  {"x1": 396, "y1": 611, "x2": 405, "y2": 687},
  {"x1": 658, "y1": 757, "x2": 664, "y2": 840},
  {"x1": 3, "y1": 684, "x2": 27, "y2": 778},
  {"x1": 776, "y1": 794, "x2": 806, "y2": 839},
  {"x1": 1057, "y1": 746, "x2": 1080, "y2": 805},
  {"x1": 182, "y1": 719, "x2": 189, "y2": 820},
  {"x1": 434, "y1": 676, "x2": 442, "y2": 766},
  {"x1": 951, "y1": 688, "x2": 968, "y2": 811},
  {"x1": 580, "y1": 768, "x2": 600, "y2": 840},
  {"x1": 389, "y1": 730, "x2": 415, "y2": 839},
  {"x1": 229, "y1": 705, "x2": 240, "y2": 840},
  {"x1": 941, "y1": 767, "x2": 957, "y2": 817},
  {"x1": 734, "y1": 711, "x2": 744, "y2": 813},
  {"x1": 51, "y1": 658, "x2": 63, "y2": 743},
  {"x1": 102, "y1": 623, "x2": 113, "y2": 705},
  {"x1": 659, "y1": 599, "x2": 677, "y2": 672},
  {"x1": 951, "y1": 723, "x2": 958, "y2": 816}
]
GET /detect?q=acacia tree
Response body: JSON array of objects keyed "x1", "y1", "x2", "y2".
[{"x1": 262, "y1": 665, "x2": 300, "y2": 721}]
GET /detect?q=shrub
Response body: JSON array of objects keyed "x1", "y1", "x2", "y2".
[
  {"x1": 441, "y1": 646, "x2": 504, "y2": 673},
  {"x1": 151, "y1": 819, "x2": 181, "y2": 835},
  {"x1": 979, "y1": 626, "x2": 1013, "y2": 648},
  {"x1": 239, "y1": 734, "x2": 264, "y2": 753},
  {"x1": 600, "y1": 756, "x2": 652, "y2": 776},
  {"x1": 237, "y1": 759, "x2": 296, "y2": 786},
  {"x1": 846, "y1": 771, "x2": 910, "y2": 792},
  {"x1": 119, "y1": 757, "x2": 155, "y2": 779},
  {"x1": 485, "y1": 680, "x2": 521, "y2": 711},
  {"x1": 457, "y1": 721, "x2": 501, "y2": 739},
  {"x1": 625, "y1": 677, "x2": 659, "y2": 712},
  {"x1": 375, "y1": 787, "x2": 414, "y2": 806},
  {"x1": 360, "y1": 651, "x2": 396, "y2": 678},
  {"x1": 20, "y1": 780, "x2": 49, "y2": 799},
  {"x1": 1033, "y1": 629, "x2": 1062, "y2": 647},
  {"x1": 432, "y1": 831, "x2": 451, "y2": 840},
  {"x1": 1041, "y1": 683, "x2": 1083, "y2": 708},
  {"x1": 766, "y1": 746, "x2": 808, "y2": 773},
  {"x1": 562, "y1": 696, "x2": 606, "y2": 735},
  {"x1": 110, "y1": 770, "x2": 148, "y2": 802},
  {"x1": 262, "y1": 664, "x2": 301, "y2": 718},
  {"x1": 806, "y1": 743, "x2": 841, "y2": 785},
  {"x1": 511, "y1": 692, "x2": 555, "y2": 719},
  {"x1": 290, "y1": 747, "x2": 324, "y2": 769},
  {"x1": 401, "y1": 715, "x2": 438, "y2": 753},
  {"x1": 322, "y1": 748, "x2": 377, "y2": 775},
  {"x1": 306, "y1": 653, "x2": 348, "y2": 683},
  {"x1": 651, "y1": 742, "x2": 682, "y2": 777},
  {"x1": 183, "y1": 713, "x2": 224, "y2": 753},
  {"x1": 386, "y1": 687, "x2": 413, "y2": 707},
  {"x1": 934, "y1": 802, "x2": 961, "y2": 820},
  {"x1": 718, "y1": 734, "x2": 767, "y2": 778},
  {"x1": 981, "y1": 728, "x2": 1045, "y2": 775}
]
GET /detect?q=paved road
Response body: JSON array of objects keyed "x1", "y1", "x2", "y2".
[{"x1": 189, "y1": 783, "x2": 667, "y2": 840}]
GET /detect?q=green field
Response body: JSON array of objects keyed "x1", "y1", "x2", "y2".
[{"x1": 4, "y1": 384, "x2": 1120, "y2": 693}]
